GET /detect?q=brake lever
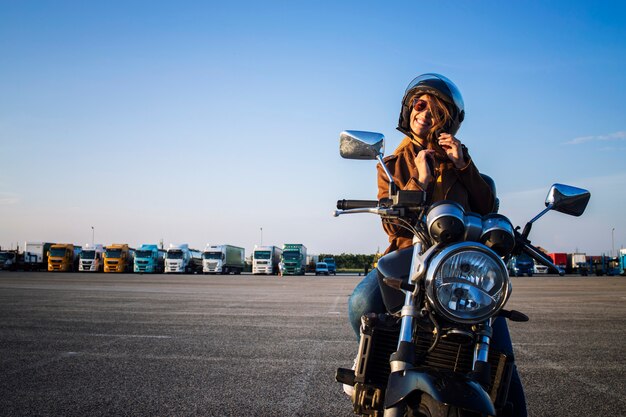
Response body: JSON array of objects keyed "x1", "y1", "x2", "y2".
[{"x1": 333, "y1": 208, "x2": 400, "y2": 217}]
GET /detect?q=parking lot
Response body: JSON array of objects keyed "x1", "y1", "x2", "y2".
[{"x1": 1, "y1": 272, "x2": 625, "y2": 416}]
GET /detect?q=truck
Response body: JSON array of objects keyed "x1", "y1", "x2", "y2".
[
  {"x1": 134, "y1": 244, "x2": 165, "y2": 273},
  {"x1": 323, "y1": 257, "x2": 337, "y2": 275},
  {"x1": 104, "y1": 244, "x2": 134, "y2": 273},
  {"x1": 79, "y1": 243, "x2": 105, "y2": 272},
  {"x1": 252, "y1": 245, "x2": 282, "y2": 275},
  {"x1": 548, "y1": 253, "x2": 567, "y2": 273},
  {"x1": 164, "y1": 243, "x2": 202, "y2": 274},
  {"x1": 568, "y1": 253, "x2": 588, "y2": 275},
  {"x1": 589, "y1": 255, "x2": 620, "y2": 276},
  {"x1": 202, "y1": 244, "x2": 245, "y2": 274},
  {"x1": 619, "y1": 249, "x2": 626, "y2": 276},
  {"x1": 0, "y1": 250, "x2": 21, "y2": 271},
  {"x1": 507, "y1": 253, "x2": 534, "y2": 276},
  {"x1": 280, "y1": 244, "x2": 307, "y2": 275},
  {"x1": 48, "y1": 244, "x2": 82, "y2": 272},
  {"x1": 23, "y1": 242, "x2": 54, "y2": 271}
]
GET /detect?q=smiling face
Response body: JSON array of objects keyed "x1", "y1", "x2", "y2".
[
  {"x1": 408, "y1": 93, "x2": 451, "y2": 143},
  {"x1": 409, "y1": 94, "x2": 434, "y2": 140}
]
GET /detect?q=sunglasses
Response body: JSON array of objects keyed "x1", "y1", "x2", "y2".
[{"x1": 411, "y1": 98, "x2": 429, "y2": 112}]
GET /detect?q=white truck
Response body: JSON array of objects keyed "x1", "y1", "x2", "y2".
[
  {"x1": 252, "y1": 245, "x2": 282, "y2": 275},
  {"x1": 79, "y1": 243, "x2": 105, "y2": 272},
  {"x1": 23, "y1": 241, "x2": 55, "y2": 271},
  {"x1": 569, "y1": 253, "x2": 587, "y2": 274},
  {"x1": 202, "y1": 244, "x2": 245, "y2": 274},
  {"x1": 164, "y1": 243, "x2": 202, "y2": 274}
]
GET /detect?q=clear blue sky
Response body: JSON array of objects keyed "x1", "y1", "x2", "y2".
[{"x1": 1, "y1": 1, "x2": 625, "y2": 256}]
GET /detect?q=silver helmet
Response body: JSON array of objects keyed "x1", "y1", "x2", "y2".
[{"x1": 397, "y1": 73, "x2": 465, "y2": 137}]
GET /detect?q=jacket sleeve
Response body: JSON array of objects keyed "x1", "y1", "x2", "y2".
[
  {"x1": 376, "y1": 158, "x2": 423, "y2": 200},
  {"x1": 377, "y1": 157, "x2": 421, "y2": 250},
  {"x1": 454, "y1": 147, "x2": 495, "y2": 215}
]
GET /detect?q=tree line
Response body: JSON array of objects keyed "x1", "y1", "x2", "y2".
[{"x1": 318, "y1": 253, "x2": 377, "y2": 270}]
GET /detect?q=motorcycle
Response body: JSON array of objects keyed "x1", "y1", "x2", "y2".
[{"x1": 334, "y1": 130, "x2": 591, "y2": 417}]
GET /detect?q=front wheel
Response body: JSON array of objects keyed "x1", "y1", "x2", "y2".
[{"x1": 407, "y1": 394, "x2": 478, "y2": 417}]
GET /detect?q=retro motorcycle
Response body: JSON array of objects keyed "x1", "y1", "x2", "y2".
[{"x1": 334, "y1": 131, "x2": 590, "y2": 417}]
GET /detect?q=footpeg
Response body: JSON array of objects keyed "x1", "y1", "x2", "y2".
[{"x1": 335, "y1": 367, "x2": 356, "y2": 386}]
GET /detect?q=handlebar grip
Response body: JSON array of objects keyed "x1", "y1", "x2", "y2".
[{"x1": 336, "y1": 199, "x2": 379, "y2": 210}]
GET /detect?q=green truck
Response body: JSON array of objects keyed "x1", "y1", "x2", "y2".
[{"x1": 280, "y1": 244, "x2": 307, "y2": 275}]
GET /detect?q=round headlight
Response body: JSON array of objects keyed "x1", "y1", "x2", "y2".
[{"x1": 425, "y1": 242, "x2": 511, "y2": 324}]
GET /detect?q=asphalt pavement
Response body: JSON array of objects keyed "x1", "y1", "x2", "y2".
[{"x1": 0, "y1": 272, "x2": 624, "y2": 417}]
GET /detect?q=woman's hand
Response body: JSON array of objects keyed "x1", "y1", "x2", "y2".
[
  {"x1": 414, "y1": 149, "x2": 435, "y2": 189},
  {"x1": 438, "y1": 133, "x2": 466, "y2": 169}
]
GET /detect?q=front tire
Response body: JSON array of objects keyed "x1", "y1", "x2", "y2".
[{"x1": 407, "y1": 394, "x2": 474, "y2": 417}]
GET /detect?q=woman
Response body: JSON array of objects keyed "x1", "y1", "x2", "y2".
[
  {"x1": 346, "y1": 73, "x2": 526, "y2": 416},
  {"x1": 348, "y1": 73, "x2": 494, "y2": 336}
]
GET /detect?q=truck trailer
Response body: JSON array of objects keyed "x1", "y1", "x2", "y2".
[
  {"x1": 567, "y1": 253, "x2": 588, "y2": 275},
  {"x1": 280, "y1": 244, "x2": 307, "y2": 275},
  {"x1": 202, "y1": 245, "x2": 245, "y2": 274},
  {"x1": 589, "y1": 255, "x2": 620, "y2": 276},
  {"x1": 48, "y1": 244, "x2": 82, "y2": 272},
  {"x1": 79, "y1": 243, "x2": 105, "y2": 272},
  {"x1": 164, "y1": 243, "x2": 202, "y2": 274},
  {"x1": 104, "y1": 244, "x2": 134, "y2": 273},
  {"x1": 548, "y1": 253, "x2": 567, "y2": 273},
  {"x1": 252, "y1": 245, "x2": 282, "y2": 275},
  {"x1": 134, "y1": 244, "x2": 165, "y2": 273},
  {"x1": 23, "y1": 241, "x2": 54, "y2": 271}
]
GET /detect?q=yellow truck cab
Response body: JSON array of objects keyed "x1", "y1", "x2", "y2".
[
  {"x1": 104, "y1": 244, "x2": 134, "y2": 273},
  {"x1": 47, "y1": 243, "x2": 81, "y2": 272}
]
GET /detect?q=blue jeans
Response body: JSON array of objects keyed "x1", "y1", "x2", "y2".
[
  {"x1": 347, "y1": 269, "x2": 385, "y2": 339},
  {"x1": 347, "y1": 269, "x2": 527, "y2": 417}
]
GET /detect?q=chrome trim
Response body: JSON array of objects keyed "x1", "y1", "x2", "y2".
[
  {"x1": 463, "y1": 213, "x2": 483, "y2": 242},
  {"x1": 473, "y1": 319, "x2": 492, "y2": 367}
]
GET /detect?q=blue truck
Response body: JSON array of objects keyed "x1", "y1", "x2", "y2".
[
  {"x1": 323, "y1": 257, "x2": 337, "y2": 275},
  {"x1": 134, "y1": 244, "x2": 165, "y2": 273}
]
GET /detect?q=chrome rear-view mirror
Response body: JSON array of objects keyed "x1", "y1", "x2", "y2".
[
  {"x1": 545, "y1": 184, "x2": 591, "y2": 217},
  {"x1": 521, "y1": 183, "x2": 591, "y2": 239},
  {"x1": 339, "y1": 130, "x2": 385, "y2": 160}
]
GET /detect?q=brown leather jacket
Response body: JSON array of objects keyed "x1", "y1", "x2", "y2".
[{"x1": 377, "y1": 137, "x2": 495, "y2": 254}]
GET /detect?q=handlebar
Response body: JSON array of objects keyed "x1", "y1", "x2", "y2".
[
  {"x1": 515, "y1": 231, "x2": 564, "y2": 276},
  {"x1": 336, "y1": 199, "x2": 379, "y2": 210}
]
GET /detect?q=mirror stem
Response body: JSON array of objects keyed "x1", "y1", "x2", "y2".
[
  {"x1": 521, "y1": 222, "x2": 532, "y2": 240},
  {"x1": 529, "y1": 205, "x2": 552, "y2": 224},
  {"x1": 522, "y1": 204, "x2": 553, "y2": 239},
  {"x1": 376, "y1": 155, "x2": 396, "y2": 198}
]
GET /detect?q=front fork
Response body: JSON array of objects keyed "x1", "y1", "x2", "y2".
[
  {"x1": 384, "y1": 239, "x2": 494, "y2": 417},
  {"x1": 384, "y1": 239, "x2": 424, "y2": 417},
  {"x1": 389, "y1": 240, "x2": 423, "y2": 373}
]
